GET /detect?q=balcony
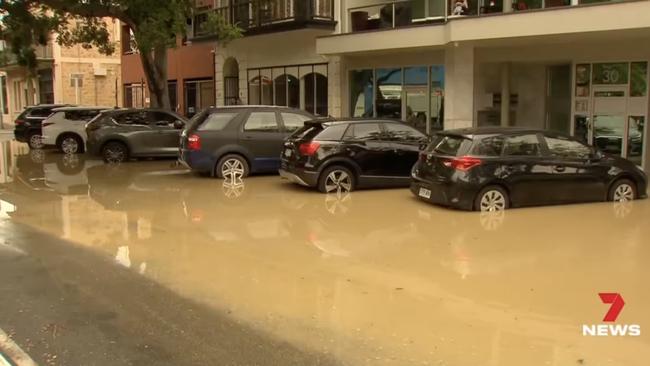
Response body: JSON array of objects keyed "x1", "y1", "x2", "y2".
[
  {"x1": 193, "y1": 0, "x2": 336, "y2": 39},
  {"x1": 0, "y1": 43, "x2": 54, "y2": 68},
  {"x1": 318, "y1": 0, "x2": 650, "y2": 55},
  {"x1": 345, "y1": 0, "x2": 637, "y2": 33}
]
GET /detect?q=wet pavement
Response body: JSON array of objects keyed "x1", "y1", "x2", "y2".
[{"x1": 0, "y1": 135, "x2": 649, "y2": 365}]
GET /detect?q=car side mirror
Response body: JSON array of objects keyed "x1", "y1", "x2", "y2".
[
  {"x1": 173, "y1": 120, "x2": 185, "y2": 129},
  {"x1": 589, "y1": 149, "x2": 603, "y2": 162}
]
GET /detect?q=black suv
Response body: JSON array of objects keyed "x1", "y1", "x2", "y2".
[
  {"x1": 411, "y1": 127, "x2": 648, "y2": 211},
  {"x1": 86, "y1": 108, "x2": 186, "y2": 163},
  {"x1": 14, "y1": 104, "x2": 71, "y2": 149},
  {"x1": 279, "y1": 119, "x2": 428, "y2": 193},
  {"x1": 180, "y1": 106, "x2": 314, "y2": 178}
]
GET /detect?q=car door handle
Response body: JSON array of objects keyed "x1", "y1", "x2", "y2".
[
  {"x1": 554, "y1": 165, "x2": 566, "y2": 172},
  {"x1": 243, "y1": 135, "x2": 254, "y2": 140}
]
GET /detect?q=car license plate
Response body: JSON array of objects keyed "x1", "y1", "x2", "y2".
[
  {"x1": 284, "y1": 148, "x2": 292, "y2": 158},
  {"x1": 419, "y1": 187, "x2": 432, "y2": 199}
]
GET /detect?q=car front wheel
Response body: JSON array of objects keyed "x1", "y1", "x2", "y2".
[
  {"x1": 608, "y1": 179, "x2": 636, "y2": 202},
  {"x1": 318, "y1": 166, "x2": 355, "y2": 194},
  {"x1": 474, "y1": 185, "x2": 510, "y2": 212}
]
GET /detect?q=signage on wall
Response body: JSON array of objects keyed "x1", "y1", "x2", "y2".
[{"x1": 592, "y1": 63, "x2": 629, "y2": 85}]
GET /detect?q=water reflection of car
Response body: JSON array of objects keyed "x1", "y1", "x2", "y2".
[
  {"x1": 411, "y1": 127, "x2": 648, "y2": 211},
  {"x1": 280, "y1": 119, "x2": 428, "y2": 193}
]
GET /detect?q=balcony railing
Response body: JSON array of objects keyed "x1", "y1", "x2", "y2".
[
  {"x1": 347, "y1": 0, "x2": 631, "y2": 33},
  {"x1": 195, "y1": 0, "x2": 335, "y2": 38}
]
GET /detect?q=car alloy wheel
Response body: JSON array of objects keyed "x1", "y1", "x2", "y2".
[
  {"x1": 103, "y1": 143, "x2": 128, "y2": 164},
  {"x1": 613, "y1": 183, "x2": 635, "y2": 202},
  {"x1": 29, "y1": 134, "x2": 44, "y2": 149},
  {"x1": 479, "y1": 190, "x2": 507, "y2": 212},
  {"x1": 324, "y1": 170, "x2": 353, "y2": 195},
  {"x1": 221, "y1": 158, "x2": 245, "y2": 180},
  {"x1": 61, "y1": 136, "x2": 80, "y2": 154}
]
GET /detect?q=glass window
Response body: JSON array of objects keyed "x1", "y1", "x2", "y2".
[
  {"x1": 316, "y1": 124, "x2": 349, "y2": 141},
  {"x1": 350, "y1": 69, "x2": 374, "y2": 117},
  {"x1": 148, "y1": 112, "x2": 177, "y2": 126},
  {"x1": 503, "y1": 134, "x2": 542, "y2": 156},
  {"x1": 347, "y1": 123, "x2": 382, "y2": 141},
  {"x1": 383, "y1": 123, "x2": 425, "y2": 142},
  {"x1": 197, "y1": 112, "x2": 238, "y2": 131},
  {"x1": 65, "y1": 110, "x2": 101, "y2": 121},
  {"x1": 404, "y1": 67, "x2": 428, "y2": 133},
  {"x1": 29, "y1": 108, "x2": 54, "y2": 117},
  {"x1": 472, "y1": 136, "x2": 505, "y2": 156},
  {"x1": 544, "y1": 135, "x2": 592, "y2": 159},
  {"x1": 115, "y1": 112, "x2": 148, "y2": 125},
  {"x1": 628, "y1": 116, "x2": 644, "y2": 166},
  {"x1": 575, "y1": 64, "x2": 591, "y2": 97},
  {"x1": 429, "y1": 135, "x2": 467, "y2": 156},
  {"x1": 281, "y1": 112, "x2": 311, "y2": 132},
  {"x1": 431, "y1": 65, "x2": 445, "y2": 131},
  {"x1": 304, "y1": 71, "x2": 328, "y2": 116},
  {"x1": 244, "y1": 112, "x2": 278, "y2": 132},
  {"x1": 376, "y1": 68, "x2": 402, "y2": 119},
  {"x1": 630, "y1": 62, "x2": 648, "y2": 97}
]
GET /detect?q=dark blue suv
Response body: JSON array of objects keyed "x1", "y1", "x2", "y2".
[{"x1": 179, "y1": 106, "x2": 314, "y2": 178}]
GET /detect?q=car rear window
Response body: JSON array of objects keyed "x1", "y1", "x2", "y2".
[
  {"x1": 471, "y1": 136, "x2": 505, "y2": 156},
  {"x1": 197, "y1": 112, "x2": 238, "y2": 131},
  {"x1": 428, "y1": 134, "x2": 470, "y2": 156}
]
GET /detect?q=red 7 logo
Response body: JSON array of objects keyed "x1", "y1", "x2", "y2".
[{"x1": 599, "y1": 293, "x2": 625, "y2": 322}]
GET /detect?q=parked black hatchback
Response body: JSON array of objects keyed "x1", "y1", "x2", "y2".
[
  {"x1": 14, "y1": 104, "x2": 71, "y2": 149},
  {"x1": 411, "y1": 127, "x2": 648, "y2": 211},
  {"x1": 180, "y1": 106, "x2": 314, "y2": 178},
  {"x1": 86, "y1": 108, "x2": 186, "y2": 163},
  {"x1": 280, "y1": 119, "x2": 428, "y2": 193}
]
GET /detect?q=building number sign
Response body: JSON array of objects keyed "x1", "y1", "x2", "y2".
[{"x1": 592, "y1": 63, "x2": 629, "y2": 85}]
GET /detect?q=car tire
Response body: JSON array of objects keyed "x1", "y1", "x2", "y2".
[
  {"x1": 318, "y1": 165, "x2": 356, "y2": 194},
  {"x1": 215, "y1": 154, "x2": 249, "y2": 180},
  {"x1": 102, "y1": 141, "x2": 129, "y2": 164},
  {"x1": 608, "y1": 178, "x2": 636, "y2": 202},
  {"x1": 57, "y1": 134, "x2": 84, "y2": 154},
  {"x1": 474, "y1": 185, "x2": 510, "y2": 212},
  {"x1": 27, "y1": 132, "x2": 44, "y2": 149}
]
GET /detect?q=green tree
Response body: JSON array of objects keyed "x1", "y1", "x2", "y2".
[{"x1": 0, "y1": 0, "x2": 241, "y2": 110}]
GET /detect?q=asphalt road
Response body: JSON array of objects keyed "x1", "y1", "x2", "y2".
[{"x1": 0, "y1": 220, "x2": 340, "y2": 366}]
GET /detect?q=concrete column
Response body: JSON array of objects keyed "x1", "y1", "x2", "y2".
[
  {"x1": 328, "y1": 56, "x2": 343, "y2": 118},
  {"x1": 503, "y1": 0, "x2": 513, "y2": 13},
  {"x1": 444, "y1": 43, "x2": 475, "y2": 130},
  {"x1": 500, "y1": 62, "x2": 510, "y2": 127}
]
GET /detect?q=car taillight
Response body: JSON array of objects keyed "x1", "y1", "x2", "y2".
[
  {"x1": 299, "y1": 142, "x2": 320, "y2": 156},
  {"x1": 15, "y1": 119, "x2": 25, "y2": 126},
  {"x1": 443, "y1": 156, "x2": 482, "y2": 171},
  {"x1": 188, "y1": 134, "x2": 201, "y2": 151}
]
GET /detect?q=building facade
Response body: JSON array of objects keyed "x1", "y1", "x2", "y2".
[
  {"x1": 196, "y1": 0, "x2": 650, "y2": 173},
  {"x1": 0, "y1": 19, "x2": 122, "y2": 127}
]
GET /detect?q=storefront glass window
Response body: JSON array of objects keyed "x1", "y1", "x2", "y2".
[
  {"x1": 431, "y1": 65, "x2": 445, "y2": 131},
  {"x1": 575, "y1": 64, "x2": 591, "y2": 97},
  {"x1": 630, "y1": 62, "x2": 648, "y2": 97},
  {"x1": 404, "y1": 67, "x2": 428, "y2": 133},
  {"x1": 592, "y1": 63, "x2": 629, "y2": 85},
  {"x1": 350, "y1": 69, "x2": 374, "y2": 117},
  {"x1": 628, "y1": 116, "x2": 644, "y2": 166},
  {"x1": 376, "y1": 68, "x2": 402, "y2": 119}
]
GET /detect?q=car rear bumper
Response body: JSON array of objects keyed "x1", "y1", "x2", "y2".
[
  {"x1": 410, "y1": 177, "x2": 475, "y2": 211},
  {"x1": 279, "y1": 166, "x2": 319, "y2": 187},
  {"x1": 180, "y1": 149, "x2": 214, "y2": 174},
  {"x1": 14, "y1": 125, "x2": 30, "y2": 142}
]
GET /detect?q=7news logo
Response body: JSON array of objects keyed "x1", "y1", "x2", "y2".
[{"x1": 582, "y1": 293, "x2": 641, "y2": 336}]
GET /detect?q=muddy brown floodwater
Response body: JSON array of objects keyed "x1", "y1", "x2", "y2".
[{"x1": 1, "y1": 142, "x2": 649, "y2": 365}]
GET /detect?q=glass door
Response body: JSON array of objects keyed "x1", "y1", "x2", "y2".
[{"x1": 590, "y1": 85, "x2": 627, "y2": 157}]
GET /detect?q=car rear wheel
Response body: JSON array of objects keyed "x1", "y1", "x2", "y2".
[
  {"x1": 58, "y1": 134, "x2": 84, "y2": 154},
  {"x1": 318, "y1": 166, "x2": 355, "y2": 194},
  {"x1": 102, "y1": 141, "x2": 129, "y2": 164},
  {"x1": 608, "y1": 179, "x2": 636, "y2": 202},
  {"x1": 474, "y1": 185, "x2": 510, "y2": 212},
  {"x1": 216, "y1": 154, "x2": 249, "y2": 180},
  {"x1": 28, "y1": 133, "x2": 44, "y2": 149}
]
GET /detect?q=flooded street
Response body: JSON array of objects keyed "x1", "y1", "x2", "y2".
[{"x1": 1, "y1": 136, "x2": 649, "y2": 365}]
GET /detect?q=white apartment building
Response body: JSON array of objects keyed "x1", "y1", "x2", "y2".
[{"x1": 198, "y1": 0, "x2": 650, "y2": 171}]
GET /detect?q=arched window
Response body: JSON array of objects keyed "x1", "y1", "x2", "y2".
[
  {"x1": 274, "y1": 74, "x2": 299, "y2": 108},
  {"x1": 248, "y1": 75, "x2": 272, "y2": 105},
  {"x1": 303, "y1": 73, "x2": 328, "y2": 116},
  {"x1": 223, "y1": 57, "x2": 240, "y2": 105}
]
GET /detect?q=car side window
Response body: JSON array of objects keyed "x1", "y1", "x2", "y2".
[
  {"x1": 345, "y1": 123, "x2": 383, "y2": 141},
  {"x1": 29, "y1": 108, "x2": 53, "y2": 118},
  {"x1": 383, "y1": 123, "x2": 426, "y2": 142},
  {"x1": 281, "y1": 113, "x2": 311, "y2": 133},
  {"x1": 244, "y1": 112, "x2": 279, "y2": 132},
  {"x1": 472, "y1": 136, "x2": 505, "y2": 156},
  {"x1": 149, "y1": 112, "x2": 176, "y2": 126},
  {"x1": 197, "y1": 112, "x2": 238, "y2": 131},
  {"x1": 544, "y1": 135, "x2": 592, "y2": 159},
  {"x1": 503, "y1": 134, "x2": 542, "y2": 157},
  {"x1": 115, "y1": 112, "x2": 147, "y2": 126}
]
